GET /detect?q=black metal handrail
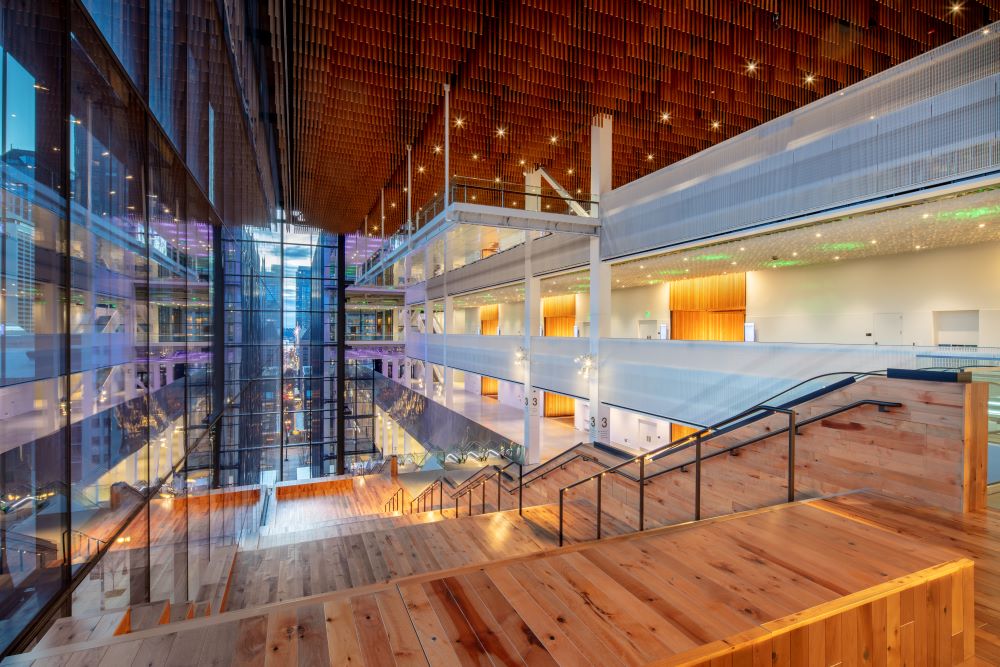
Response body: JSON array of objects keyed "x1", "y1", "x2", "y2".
[
  {"x1": 452, "y1": 460, "x2": 523, "y2": 518},
  {"x1": 557, "y1": 398, "x2": 900, "y2": 546},
  {"x1": 409, "y1": 478, "x2": 445, "y2": 514},
  {"x1": 644, "y1": 400, "x2": 901, "y2": 482},
  {"x1": 383, "y1": 487, "x2": 405, "y2": 513}
]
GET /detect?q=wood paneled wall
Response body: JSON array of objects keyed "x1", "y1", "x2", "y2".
[
  {"x1": 479, "y1": 304, "x2": 498, "y2": 336},
  {"x1": 671, "y1": 310, "x2": 745, "y2": 341},
  {"x1": 481, "y1": 376, "x2": 498, "y2": 396},
  {"x1": 670, "y1": 423, "x2": 699, "y2": 441},
  {"x1": 543, "y1": 293, "x2": 577, "y2": 337},
  {"x1": 662, "y1": 558, "x2": 975, "y2": 667},
  {"x1": 670, "y1": 274, "x2": 746, "y2": 341},
  {"x1": 542, "y1": 294, "x2": 575, "y2": 318},
  {"x1": 638, "y1": 377, "x2": 989, "y2": 522},
  {"x1": 543, "y1": 392, "x2": 575, "y2": 418},
  {"x1": 669, "y1": 274, "x2": 746, "y2": 311},
  {"x1": 544, "y1": 316, "x2": 575, "y2": 337}
]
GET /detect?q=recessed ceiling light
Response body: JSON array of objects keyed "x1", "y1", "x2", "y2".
[
  {"x1": 549, "y1": 135, "x2": 558, "y2": 144},
  {"x1": 815, "y1": 232, "x2": 822, "y2": 238},
  {"x1": 660, "y1": 112, "x2": 670, "y2": 122},
  {"x1": 518, "y1": 158, "x2": 526, "y2": 166},
  {"x1": 496, "y1": 127, "x2": 506, "y2": 138},
  {"x1": 639, "y1": 265, "x2": 644, "y2": 269},
  {"x1": 915, "y1": 245, "x2": 922, "y2": 249},
  {"x1": 870, "y1": 239, "x2": 877, "y2": 244},
  {"x1": 567, "y1": 168, "x2": 574, "y2": 175},
  {"x1": 471, "y1": 153, "x2": 478, "y2": 160},
  {"x1": 739, "y1": 247, "x2": 745, "y2": 251},
  {"x1": 646, "y1": 154, "x2": 654, "y2": 161},
  {"x1": 834, "y1": 256, "x2": 840, "y2": 260},
  {"x1": 730, "y1": 261, "x2": 737, "y2": 265},
  {"x1": 949, "y1": 2, "x2": 963, "y2": 13},
  {"x1": 433, "y1": 145, "x2": 442, "y2": 154},
  {"x1": 804, "y1": 73, "x2": 815, "y2": 85},
  {"x1": 745, "y1": 60, "x2": 758, "y2": 73},
  {"x1": 979, "y1": 223, "x2": 986, "y2": 228},
  {"x1": 454, "y1": 117, "x2": 465, "y2": 128},
  {"x1": 792, "y1": 252, "x2": 798, "y2": 256},
  {"x1": 417, "y1": 166, "x2": 425, "y2": 173},
  {"x1": 711, "y1": 121, "x2": 721, "y2": 130},
  {"x1": 922, "y1": 213, "x2": 930, "y2": 219}
]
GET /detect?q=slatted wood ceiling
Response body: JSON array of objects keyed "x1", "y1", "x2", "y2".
[{"x1": 285, "y1": 1, "x2": 1000, "y2": 233}]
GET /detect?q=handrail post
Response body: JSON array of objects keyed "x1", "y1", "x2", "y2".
[
  {"x1": 558, "y1": 489, "x2": 564, "y2": 546},
  {"x1": 468, "y1": 490, "x2": 472, "y2": 515},
  {"x1": 497, "y1": 472, "x2": 502, "y2": 512},
  {"x1": 596, "y1": 475, "x2": 603, "y2": 540},
  {"x1": 694, "y1": 435, "x2": 702, "y2": 521},
  {"x1": 518, "y1": 463, "x2": 523, "y2": 516},
  {"x1": 787, "y1": 410, "x2": 797, "y2": 503},
  {"x1": 455, "y1": 495, "x2": 458, "y2": 518},
  {"x1": 481, "y1": 481, "x2": 486, "y2": 514},
  {"x1": 638, "y1": 455, "x2": 645, "y2": 532}
]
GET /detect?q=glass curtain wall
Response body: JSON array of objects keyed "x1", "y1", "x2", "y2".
[
  {"x1": 221, "y1": 223, "x2": 352, "y2": 483},
  {"x1": 0, "y1": 0, "x2": 274, "y2": 654}
]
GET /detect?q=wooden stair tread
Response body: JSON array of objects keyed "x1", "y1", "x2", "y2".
[
  {"x1": 126, "y1": 600, "x2": 170, "y2": 632},
  {"x1": 34, "y1": 610, "x2": 127, "y2": 650},
  {"x1": 7, "y1": 497, "x2": 973, "y2": 666}
]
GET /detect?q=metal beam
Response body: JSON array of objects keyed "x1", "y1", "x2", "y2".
[
  {"x1": 446, "y1": 202, "x2": 599, "y2": 235},
  {"x1": 536, "y1": 167, "x2": 592, "y2": 217}
]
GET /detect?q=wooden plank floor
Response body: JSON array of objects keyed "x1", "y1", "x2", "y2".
[
  {"x1": 5, "y1": 497, "x2": 971, "y2": 666},
  {"x1": 228, "y1": 500, "x2": 629, "y2": 609},
  {"x1": 813, "y1": 492, "x2": 1000, "y2": 666}
]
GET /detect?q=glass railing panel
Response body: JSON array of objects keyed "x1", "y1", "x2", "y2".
[{"x1": 371, "y1": 372, "x2": 523, "y2": 467}]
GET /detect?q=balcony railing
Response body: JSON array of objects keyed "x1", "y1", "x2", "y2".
[{"x1": 357, "y1": 177, "x2": 599, "y2": 283}]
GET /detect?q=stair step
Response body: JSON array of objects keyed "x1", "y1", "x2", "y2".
[
  {"x1": 126, "y1": 600, "x2": 170, "y2": 632},
  {"x1": 34, "y1": 610, "x2": 127, "y2": 649}
]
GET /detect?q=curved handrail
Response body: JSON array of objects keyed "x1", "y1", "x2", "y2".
[{"x1": 557, "y1": 396, "x2": 901, "y2": 545}]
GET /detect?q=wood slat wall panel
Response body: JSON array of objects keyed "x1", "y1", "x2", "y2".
[{"x1": 543, "y1": 392, "x2": 575, "y2": 418}]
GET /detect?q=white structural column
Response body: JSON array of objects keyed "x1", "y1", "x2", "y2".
[
  {"x1": 523, "y1": 235, "x2": 542, "y2": 464},
  {"x1": 524, "y1": 169, "x2": 542, "y2": 212},
  {"x1": 443, "y1": 294, "x2": 455, "y2": 408},
  {"x1": 406, "y1": 144, "x2": 413, "y2": 235},
  {"x1": 588, "y1": 113, "x2": 613, "y2": 442},
  {"x1": 390, "y1": 418, "x2": 399, "y2": 455},
  {"x1": 590, "y1": 113, "x2": 612, "y2": 217},
  {"x1": 444, "y1": 83, "x2": 451, "y2": 207},
  {"x1": 442, "y1": 231, "x2": 452, "y2": 406},
  {"x1": 588, "y1": 238, "x2": 611, "y2": 443}
]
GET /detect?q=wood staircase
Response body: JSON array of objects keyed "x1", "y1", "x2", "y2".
[{"x1": 4, "y1": 494, "x2": 977, "y2": 666}]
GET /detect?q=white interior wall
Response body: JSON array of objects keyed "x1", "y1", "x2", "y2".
[
  {"x1": 609, "y1": 406, "x2": 672, "y2": 451},
  {"x1": 496, "y1": 379, "x2": 524, "y2": 409},
  {"x1": 573, "y1": 399, "x2": 589, "y2": 431},
  {"x1": 608, "y1": 283, "x2": 670, "y2": 338},
  {"x1": 463, "y1": 371, "x2": 482, "y2": 395},
  {"x1": 455, "y1": 306, "x2": 480, "y2": 334},
  {"x1": 746, "y1": 241, "x2": 1000, "y2": 346},
  {"x1": 498, "y1": 302, "x2": 525, "y2": 335},
  {"x1": 574, "y1": 293, "x2": 590, "y2": 337}
]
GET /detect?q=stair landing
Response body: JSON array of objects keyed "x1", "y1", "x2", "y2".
[{"x1": 4, "y1": 494, "x2": 977, "y2": 666}]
